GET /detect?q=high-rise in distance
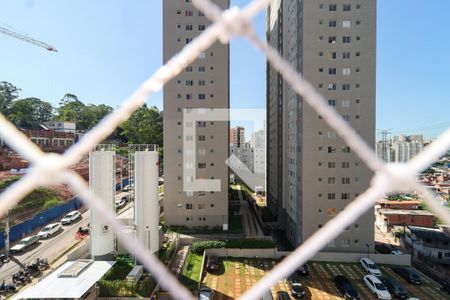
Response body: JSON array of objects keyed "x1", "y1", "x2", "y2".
[
  {"x1": 163, "y1": 0, "x2": 230, "y2": 228},
  {"x1": 266, "y1": 0, "x2": 376, "y2": 252}
]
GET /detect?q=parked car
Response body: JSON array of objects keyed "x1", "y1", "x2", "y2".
[
  {"x1": 380, "y1": 276, "x2": 408, "y2": 299},
  {"x1": 288, "y1": 274, "x2": 301, "y2": 285},
  {"x1": 360, "y1": 257, "x2": 382, "y2": 276},
  {"x1": 206, "y1": 255, "x2": 219, "y2": 273},
  {"x1": 115, "y1": 198, "x2": 126, "y2": 210},
  {"x1": 391, "y1": 267, "x2": 423, "y2": 285},
  {"x1": 276, "y1": 291, "x2": 290, "y2": 300},
  {"x1": 10, "y1": 235, "x2": 39, "y2": 253},
  {"x1": 297, "y1": 264, "x2": 309, "y2": 276},
  {"x1": 363, "y1": 275, "x2": 392, "y2": 300},
  {"x1": 199, "y1": 287, "x2": 212, "y2": 300},
  {"x1": 259, "y1": 289, "x2": 273, "y2": 300},
  {"x1": 61, "y1": 211, "x2": 81, "y2": 225},
  {"x1": 390, "y1": 249, "x2": 403, "y2": 255},
  {"x1": 289, "y1": 282, "x2": 306, "y2": 298},
  {"x1": 333, "y1": 275, "x2": 360, "y2": 300},
  {"x1": 37, "y1": 223, "x2": 62, "y2": 239}
]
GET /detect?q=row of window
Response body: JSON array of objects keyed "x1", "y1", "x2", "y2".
[
  {"x1": 327, "y1": 99, "x2": 360, "y2": 107},
  {"x1": 320, "y1": 51, "x2": 361, "y2": 59},
  {"x1": 320, "y1": 162, "x2": 359, "y2": 168},
  {"x1": 319, "y1": 146, "x2": 351, "y2": 153},
  {"x1": 184, "y1": 203, "x2": 215, "y2": 209},
  {"x1": 177, "y1": 24, "x2": 206, "y2": 31},
  {"x1": 320, "y1": 67, "x2": 360, "y2": 75},
  {"x1": 323, "y1": 35, "x2": 360, "y2": 44},
  {"x1": 320, "y1": 4, "x2": 361, "y2": 11},
  {"x1": 327, "y1": 193, "x2": 352, "y2": 200},
  {"x1": 320, "y1": 83, "x2": 360, "y2": 90},
  {"x1": 175, "y1": 93, "x2": 213, "y2": 100},
  {"x1": 176, "y1": 10, "x2": 205, "y2": 17},
  {"x1": 319, "y1": 177, "x2": 358, "y2": 184},
  {"x1": 323, "y1": 20, "x2": 360, "y2": 28},
  {"x1": 176, "y1": 121, "x2": 215, "y2": 127}
]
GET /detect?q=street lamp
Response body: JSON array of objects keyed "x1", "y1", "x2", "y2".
[{"x1": 366, "y1": 243, "x2": 372, "y2": 258}]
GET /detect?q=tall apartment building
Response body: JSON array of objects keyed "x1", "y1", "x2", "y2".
[
  {"x1": 253, "y1": 129, "x2": 266, "y2": 175},
  {"x1": 266, "y1": 0, "x2": 376, "y2": 252},
  {"x1": 230, "y1": 126, "x2": 245, "y2": 147},
  {"x1": 393, "y1": 141, "x2": 423, "y2": 163},
  {"x1": 163, "y1": 0, "x2": 230, "y2": 228}
]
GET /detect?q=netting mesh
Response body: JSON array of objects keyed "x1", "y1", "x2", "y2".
[{"x1": 1, "y1": 0, "x2": 449, "y2": 299}]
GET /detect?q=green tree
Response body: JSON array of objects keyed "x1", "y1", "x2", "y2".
[
  {"x1": 0, "y1": 81, "x2": 21, "y2": 115},
  {"x1": 9, "y1": 97, "x2": 54, "y2": 128},
  {"x1": 120, "y1": 105, "x2": 163, "y2": 146},
  {"x1": 56, "y1": 93, "x2": 85, "y2": 122}
]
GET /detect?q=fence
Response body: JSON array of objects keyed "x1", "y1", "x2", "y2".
[
  {"x1": 0, "y1": 197, "x2": 82, "y2": 249},
  {"x1": 0, "y1": 0, "x2": 449, "y2": 299}
]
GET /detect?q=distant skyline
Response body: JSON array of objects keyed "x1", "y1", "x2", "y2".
[{"x1": 0, "y1": 0, "x2": 449, "y2": 139}]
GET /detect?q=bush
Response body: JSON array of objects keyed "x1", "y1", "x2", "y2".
[{"x1": 190, "y1": 239, "x2": 275, "y2": 254}]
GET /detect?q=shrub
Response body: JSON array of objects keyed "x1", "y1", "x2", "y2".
[{"x1": 190, "y1": 239, "x2": 275, "y2": 254}]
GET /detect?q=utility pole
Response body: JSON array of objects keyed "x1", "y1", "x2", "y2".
[{"x1": 5, "y1": 211, "x2": 10, "y2": 257}]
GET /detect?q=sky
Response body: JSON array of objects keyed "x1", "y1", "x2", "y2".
[{"x1": 0, "y1": 0, "x2": 449, "y2": 141}]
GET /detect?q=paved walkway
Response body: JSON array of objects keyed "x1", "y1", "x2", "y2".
[{"x1": 237, "y1": 185, "x2": 263, "y2": 237}]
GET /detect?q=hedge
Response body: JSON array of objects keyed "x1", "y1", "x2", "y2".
[{"x1": 190, "y1": 239, "x2": 275, "y2": 254}]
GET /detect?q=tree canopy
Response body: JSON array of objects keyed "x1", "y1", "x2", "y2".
[{"x1": 120, "y1": 105, "x2": 163, "y2": 146}]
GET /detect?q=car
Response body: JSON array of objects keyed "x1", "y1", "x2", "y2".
[
  {"x1": 297, "y1": 264, "x2": 309, "y2": 276},
  {"x1": 380, "y1": 276, "x2": 408, "y2": 299},
  {"x1": 288, "y1": 274, "x2": 301, "y2": 285},
  {"x1": 259, "y1": 289, "x2": 273, "y2": 300},
  {"x1": 290, "y1": 282, "x2": 306, "y2": 298},
  {"x1": 10, "y1": 235, "x2": 40, "y2": 253},
  {"x1": 390, "y1": 249, "x2": 403, "y2": 255},
  {"x1": 276, "y1": 291, "x2": 290, "y2": 300},
  {"x1": 115, "y1": 198, "x2": 126, "y2": 210},
  {"x1": 360, "y1": 257, "x2": 382, "y2": 276},
  {"x1": 206, "y1": 255, "x2": 219, "y2": 273},
  {"x1": 199, "y1": 287, "x2": 212, "y2": 300},
  {"x1": 363, "y1": 275, "x2": 392, "y2": 300},
  {"x1": 61, "y1": 211, "x2": 81, "y2": 225},
  {"x1": 37, "y1": 223, "x2": 62, "y2": 239},
  {"x1": 391, "y1": 267, "x2": 423, "y2": 285},
  {"x1": 333, "y1": 275, "x2": 360, "y2": 300}
]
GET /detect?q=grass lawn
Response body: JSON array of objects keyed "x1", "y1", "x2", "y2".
[{"x1": 180, "y1": 252, "x2": 203, "y2": 291}]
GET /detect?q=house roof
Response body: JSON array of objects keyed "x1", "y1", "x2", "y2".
[
  {"x1": 408, "y1": 226, "x2": 450, "y2": 243},
  {"x1": 378, "y1": 209, "x2": 434, "y2": 216}
]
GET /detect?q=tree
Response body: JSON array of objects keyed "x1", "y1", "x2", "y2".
[
  {"x1": 56, "y1": 93, "x2": 85, "y2": 122},
  {"x1": 120, "y1": 105, "x2": 163, "y2": 146},
  {"x1": 9, "y1": 98, "x2": 54, "y2": 128},
  {"x1": 0, "y1": 81, "x2": 21, "y2": 115}
]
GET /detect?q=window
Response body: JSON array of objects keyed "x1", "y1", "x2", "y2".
[
  {"x1": 177, "y1": 94, "x2": 182, "y2": 99},
  {"x1": 342, "y1": 84, "x2": 351, "y2": 90},
  {"x1": 342, "y1": 177, "x2": 350, "y2": 184},
  {"x1": 319, "y1": 68, "x2": 323, "y2": 72},
  {"x1": 198, "y1": 121, "x2": 206, "y2": 127},
  {"x1": 185, "y1": 10, "x2": 193, "y2": 16},
  {"x1": 185, "y1": 38, "x2": 192, "y2": 44},
  {"x1": 342, "y1": 68, "x2": 351, "y2": 76},
  {"x1": 198, "y1": 94, "x2": 206, "y2": 100},
  {"x1": 198, "y1": 24, "x2": 206, "y2": 31},
  {"x1": 186, "y1": 80, "x2": 193, "y2": 86},
  {"x1": 198, "y1": 149, "x2": 206, "y2": 156},
  {"x1": 176, "y1": 10, "x2": 182, "y2": 15},
  {"x1": 198, "y1": 11, "x2": 205, "y2": 16},
  {"x1": 328, "y1": 68, "x2": 337, "y2": 75},
  {"x1": 328, "y1": 99, "x2": 336, "y2": 106},
  {"x1": 343, "y1": 36, "x2": 351, "y2": 43},
  {"x1": 186, "y1": 204, "x2": 193, "y2": 210},
  {"x1": 356, "y1": 4, "x2": 361, "y2": 9},
  {"x1": 198, "y1": 66, "x2": 206, "y2": 72},
  {"x1": 328, "y1": 131, "x2": 336, "y2": 138},
  {"x1": 356, "y1": 52, "x2": 361, "y2": 57},
  {"x1": 198, "y1": 80, "x2": 205, "y2": 86},
  {"x1": 343, "y1": 20, "x2": 351, "y2": 28},
  {"x1": 342, "y1": 162, "x2": 350, "y2": 168},
  {"x1": 185, "y1": 24, "x2": 193, "y2": 31},
  {"x1": 185, "y1": 135, "x2": 193, "y2": 142},
  {"x1": 328, "y1": 51, "x2": 337, "y2": 59},
  {"x1": 198, "y1": 135, "x2": 206, "y2": 141},
  {"x1": 328, "y1": 146, "x2": 336, "y2": 153},
  {"x1": 341, "y1": 193, "x2": 350, "y2": 200},
  {"x1": 343, "y1": 52, "x2": 351, "y2": 59},
  {"x1": 328, "y1": 83, "x2": 336, "y2": 90},
  {"x1": 327, "y1": 208, "x2": 336, "y2": 216},
  {"x1": 329, "y1": 4, "x2": 337, "y2": 11},
  {"x1": 328, "y1": 20, "x2": 337, "y2": 27},
  {"x1": 342, "y1": 146, "x2": 351, "y2": 153},
  {"x1": 328, "y1": 36, "x2": 337, "y2": 44},
  {"x1": 210, "y1": 204, "x2": 214, "y2": 208},
  {"x1": 342, "y1": 100, "x2": 351, "y2": 107},
  {"x1": 356, "y1": 20, "x2": 361, "y2": 25},
  {"x1": 328, "y1": 177, "x2": 336, "y2": 184},
  {"x1": 186, "y1": 66, "x2": 193, "y2": 72},
  {"x1": 343, "y1": 4, "x2": 351, "y2": 11},
  {"x1": 198, "y1": 52, "x2": 206, "y2": 59},
  {"x1": 186, "y1": 94, "x2": 192, "y2": 100},
  {"x1": 342, "y1": 239, "x2": 351, "y2": 247},
  {"x1": 327, "y1": 193, "x2": 336, "y2": 200},
  {"x1": 328, "y1": 162, "x2": 336, "y2": 168}
]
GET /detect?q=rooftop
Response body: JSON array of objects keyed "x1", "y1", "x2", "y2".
[
  {"x1": 378, "y1": 209, "x2": 434, "y2": 216},
  {"x1": 408, "y1": 226, "x2": 450, "y2": 243}
]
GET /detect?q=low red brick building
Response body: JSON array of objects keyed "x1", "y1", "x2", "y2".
[
  {"x1": 376, "y1": 208, "x2": 435, "y2": 232},
  {"x1": 378, "y1": 200, "x2": 422, "y2": 210}
]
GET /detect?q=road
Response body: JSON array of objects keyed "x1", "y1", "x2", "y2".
[
  {"x1": 0, "y1": 192, "x2": 132, "y2": 285},
  {"x1": 0, "y1": 210, "x2": 89, "y2": 284}
]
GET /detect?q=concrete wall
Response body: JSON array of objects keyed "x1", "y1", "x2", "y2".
[
  {"x1": 67, "y1": 241, "x2": 90, "y2": 261},
  {"x1": 204, "y1": 248, "x2": 411, "y2": 266}
]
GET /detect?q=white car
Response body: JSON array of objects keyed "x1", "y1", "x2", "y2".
[
  {"x1": 10, "y1": 235, "x2": 40, "y2": 253},
  {"x1": 115, "y1": 198, "x2": 126, "y2": 210},
  {"x1": 363, "y1": 275, "x2": 392, "y2": 300},
  {"x1": 61, "y1": 211, "x2": 81, "y2": 225},
  {"x1": 37, "y1": 223, "x2": 62, "y2": 239},
  {"x1": 360, "y1": 257, "x2": 382, "y2": 276},
  {"x1": 199, "y1": 288, "x2": 212, "y2": 300}
]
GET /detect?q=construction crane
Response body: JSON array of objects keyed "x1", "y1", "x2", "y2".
[{"x1": 0, "y1": 23, "x2": 57, "y2": 52}]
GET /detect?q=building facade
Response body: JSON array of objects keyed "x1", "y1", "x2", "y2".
[
  {"x1": 253, "y1": 129, "x2": 266, "y2": 175},
  {"x1": 230, "y1": 126, "x2": 245, "y2": 147},
  {"x1": 266, "y1": 0, "x2": 376, "y2": 252},
  {"x1": 163, "y1": 0, "x2": 230, "y2": 228},
  {"x1": 230, "y1": 142, "x2": 254, "y2": 172}
]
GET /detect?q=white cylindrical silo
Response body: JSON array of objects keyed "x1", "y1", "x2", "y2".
[
  {"x1": 89, "y1": 150, "x2": 116, "y2": 259},
  {"x1": 134, "y1": 151, "x2": 159, "y2": 254}
]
